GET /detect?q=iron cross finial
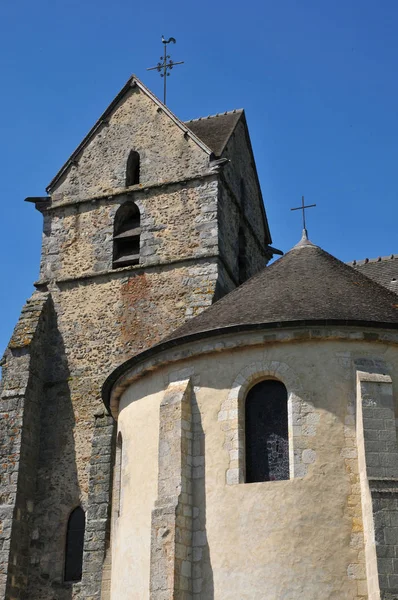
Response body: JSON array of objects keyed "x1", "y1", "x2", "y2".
[
  {"x1": 290, "y1": 196, "x2": 316, "y2": 237},
  {"x1": 147, "y1": 36, "x2": 184, "y2": 105}
]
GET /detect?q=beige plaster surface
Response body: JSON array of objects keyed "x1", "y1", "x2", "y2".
[
  {"x1": 111, "y1": 376, "x2": 163, "y2": 600},
  {"x1": 114, "y1": 330, "x2": 398, "y2": 599}
]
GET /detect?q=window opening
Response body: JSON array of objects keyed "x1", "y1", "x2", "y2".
[
  {"x1": 126, "y1": 150, "x2": 140, "y2": 186},
  {"x1": 245, "y1": 380, "x2": 289, "y2": 483},
  {"x1": 113, "y1": 202, "x2": 141, "y2": 268},
  {"x1": 64, "y1": 506, "x2": 85, "y2": 582},
  {"x1": 115, "y1": 433, "x2": 123, "y2": 517}
]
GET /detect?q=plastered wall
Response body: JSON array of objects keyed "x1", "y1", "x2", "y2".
[
  {"x1": 111, "y1": 379, "x2": 162, "y2": 600},
  {"x1": 115, "y1": 332, "x2": 398, "y2": 599}
]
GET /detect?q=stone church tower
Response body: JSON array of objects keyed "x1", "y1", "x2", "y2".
[{"x1": 0, "y1": 76, "x2": 276, "y2": 599}]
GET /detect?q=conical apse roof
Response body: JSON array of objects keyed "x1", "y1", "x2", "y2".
[{"x1": 165, "y1": 238, "x2": 398, "y2": 342}]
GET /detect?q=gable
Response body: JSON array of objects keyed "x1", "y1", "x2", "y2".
[
  {"x1": 220, "y1": 114, "x2": 272, "y2": 246},
  {"x1": 47, "y1": 77, "x2": 212, "y2": 203}
]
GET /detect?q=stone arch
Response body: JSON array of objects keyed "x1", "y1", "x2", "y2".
[{"x1": 218, "y1": 360, "x2": 317, "y2": 484}]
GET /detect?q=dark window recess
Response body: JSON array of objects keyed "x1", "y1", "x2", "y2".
[
  {"x1": 113, "y1": 202, "x2": 141, "y2": 268},
  {"x1": 126, "y1": 150, "x2": 140, "y2": 186},
  {"x1": 64, "y1": 507, "x2": 85, "y2": 582},
  {"x1": 245, "y1": 380, "x2": 289, "y2": 483},
  {"x1": 238, "y1": 226, "x2": 247, "y2": 284}
]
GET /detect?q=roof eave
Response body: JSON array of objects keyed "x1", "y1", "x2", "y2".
[{"x1": 102, "y1": 318, "x2": 398, "y2": 412}]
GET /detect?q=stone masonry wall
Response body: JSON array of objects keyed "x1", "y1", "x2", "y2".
[
  {"x1": 40, "y1": 178, "x2": 219, "y2": 284},
  {"x1": 50, "y1": 86, "x2": 210, "y2": 205},
  {"x1": 218, "y1": 118, "x2": 273, "y2": 284},
  {"x1": 221, "y1": 118, "x2": 271, "y2": 247}
]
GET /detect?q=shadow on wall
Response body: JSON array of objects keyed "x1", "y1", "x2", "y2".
[
  {"x1": 28, "y1": 297, "x2": 80, "y2": 600},
  {"x1": 192, "y1": 390, "x2": 214, "y2": 598}
]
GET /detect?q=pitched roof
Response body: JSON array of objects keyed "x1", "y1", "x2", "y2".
[
  {"x1": 184, "y1": 110, "x2": 243, "y2": 157},
  {"x1": 348, "y1": 255, "x2": 398, "y2": 294},
  {"x1": 46, "y1": 75, "x2": 213, "y2": 193},
  {"x1": 164, "y1": 236, "x2": 398, "y2": 342}
]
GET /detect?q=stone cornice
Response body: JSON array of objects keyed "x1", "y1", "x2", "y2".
[
  {"x1": 104, "y1": 324, "x2": 398, "y2": 419},
  {"x1": 34, "y1": 252, "x2": 238, "y2": 289},
  {"x1": 41, "y1": 170, "x2": 219, "y2": 213}
]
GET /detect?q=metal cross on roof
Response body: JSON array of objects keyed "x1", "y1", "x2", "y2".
[
  {"x1": 291, "y1": 196, "x2": 316, "y2": 236},
  {"x1": 147, "y1": 36, "x2": 184, "y2": 105}
]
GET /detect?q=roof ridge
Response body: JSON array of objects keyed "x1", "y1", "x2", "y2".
[
  {"x1": 348, "y1": 254, "x2": 398, "y2": 266},
  {"x1": 184, "y1": 109, "x2": 244, "y2": 124}
]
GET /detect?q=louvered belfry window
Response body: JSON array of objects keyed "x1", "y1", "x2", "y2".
[
  {"x1": 64, "y1": 506, "x2": 85, "y2": 582},
  {"x1": 113, "y1": 202, "x2": 141, "y2": 268},
  {"x1": 245, "y1": 380, "x2": 289, "y2": 483}
]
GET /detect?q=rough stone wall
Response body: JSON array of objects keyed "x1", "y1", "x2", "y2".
[
  {"x1": 80, "y1": 413, "x2": 115, "y2": 600},
  {"x1": 221, "y1": 119, "x2": 271, "y2": 243},
  {"x1": 40, "y1": 178, "x2": 219, "y2": 285},
  {"x1": 217, "y1": 118, "x2": 272, "y2": 285},
  {"x1": 50, "y1": 86, "x2": 210, "y2": 205},
  {"x1": 217, "y1": 182, "x2": 270, "y2": 288}
]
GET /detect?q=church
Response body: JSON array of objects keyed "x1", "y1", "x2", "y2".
[{"x1": 1, "y1": 74, "x2": 398, "y2": 600}]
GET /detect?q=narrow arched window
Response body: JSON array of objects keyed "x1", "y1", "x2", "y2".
[
  {"x1": 64, "y1": 506, "x2": 85, "y2": 582},
  {"x1": 113, "y1": 201, "x2": 141, "y2": 268},
  {"x1": 245, "y1": 380, "x2": 289, "y2": 483},
  {"x1": 126, "y1": 150, "x2": 140, "y2": 186},
  {"x1": 114, "y1": 432, "x2": 123, "y2": 518}
]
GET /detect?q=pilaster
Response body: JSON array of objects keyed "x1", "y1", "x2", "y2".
[
  {"x1": 357, "y1": 368, "x2": 398, "y2": 600},
  {"x1": 149, "y1": 379, "x2": 193, "y2": 600}
]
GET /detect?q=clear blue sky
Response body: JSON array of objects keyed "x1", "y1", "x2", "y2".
[{"x1": 1, "y1": 0, "x2": 398, "y2": 355}]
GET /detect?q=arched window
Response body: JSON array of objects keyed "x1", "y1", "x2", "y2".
[
  {"x1": 126, "y1": 150, "x2": 140, "y2": 186},
  {"x1": 113, "y1": 201, "x2": 141, "y2": 268},
  {"x1": 64, "y1": 506, "x2": 85, "y2": 582},
  {"x1": 245, "y1": 380, "x2": 289, "y2": 483},
  {"x1": 114, "y1": 432, "x2": 123, "y2": 518}
]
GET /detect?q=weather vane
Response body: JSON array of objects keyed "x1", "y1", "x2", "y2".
[
  {"x1": 291, "y1": 196, "x2": 316, "y2": 237},
  {"x1": 147, "y1": 36, "x2": 184, "y2": 105}
]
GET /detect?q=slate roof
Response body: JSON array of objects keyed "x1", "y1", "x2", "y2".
[
  {"x1": 348, "y1": 255, "x2": 398, "y2": 294},
  {"x1": 164, "y1": 237, "x2": 398, "y2": 342},
  {"x1": 184, "y1": 110, "x2": 243, "y2": 157}
]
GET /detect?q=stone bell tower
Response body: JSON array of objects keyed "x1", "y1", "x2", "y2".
[{"x1": 0, "y1": 75, "x2": 277, "y2": 600}]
